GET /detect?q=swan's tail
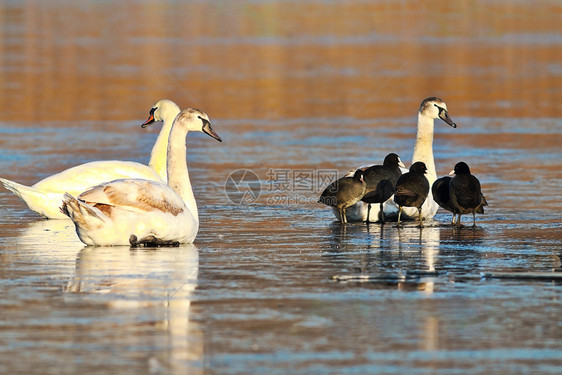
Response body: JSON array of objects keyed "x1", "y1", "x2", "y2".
[
  {"x1": 1, "y1": 177, "x2": 44, "y2": 201},
  {"x1": 0, "y1": 177, "x2": 68, "y2": 218},
  {"x1": 61, "y1": 193, "x2": 105, "y2": 228}
]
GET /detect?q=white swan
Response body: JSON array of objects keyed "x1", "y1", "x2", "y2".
[
  {"x1": 0, "y1": 99, "x2": 180, "y2": 219},
  {"x1": 335, "y1": 97, "x2": 457, "y2": 222},
  {"x1": 61, "y1": 108, "x2": 222, "y2": 246}
]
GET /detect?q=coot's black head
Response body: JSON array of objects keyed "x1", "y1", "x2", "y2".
[
  {"x1": 383, "y1": 153, "x2": 404, "y2": 168},
  {"x1": 409, "y1": 161, "x2": 427, "y2": 174},
  {"x1": 353, "y1": 169, "x2": 365, "y2": 182},
  {"x1": 454, "y1": 162, "x2": 471, "y2": 175}
]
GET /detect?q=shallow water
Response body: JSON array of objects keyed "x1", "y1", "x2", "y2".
[{"x1": 1, "y1": 1, "x2": 561, "y2": 374}]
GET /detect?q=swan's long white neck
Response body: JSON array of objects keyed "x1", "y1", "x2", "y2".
[
  {"x1": 167, "y1": 122, "x2": 198, "y2": 223},
  {"x1": 412, "y1": 112, "x2": 437, "y2": 184},
  {"x1": 149, "y1": 107, "x2": 181, "y2": 182}
]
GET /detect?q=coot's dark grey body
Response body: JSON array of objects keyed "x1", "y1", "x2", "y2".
[
  {"x1": 433, "y1": 173, "x2": 487, "y2": 226},
  {"x1": 394, "y1": 162, "x2": 429, "y2": 227},
  {"x1": 361, "y1": 153, "x2": 403, "y2": 223},
  {"x1": 319, "y1": 170, "x2": 366, "y2": 224},
  {"x1": 449, "y1": 162, "x2": 486, "y2": 227},
  {"x1": 432, "y1": 176, "x2": 455, "y2": 224}
]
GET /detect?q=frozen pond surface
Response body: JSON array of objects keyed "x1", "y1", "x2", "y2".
[{"x1": 1, "y1": 1, "x2": 561, "y2": 374}]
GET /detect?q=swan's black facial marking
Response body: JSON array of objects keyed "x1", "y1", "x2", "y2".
[
  {"x1": 199, "y1": 115, "x2": 222, "y2": 142},
  {"x1": 419, "y1": 96, "x2": 442, "y2": 112},
  {"x1": 435, "y1": 104, "x2": 447, "y2": 116},
  {"x1": 435, "y1": 104, "x2": 457, "y2": 128}
]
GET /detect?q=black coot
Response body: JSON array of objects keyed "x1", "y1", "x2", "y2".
[
  {"x1": 432, "y1": 176, "x2": 456, "y2": 224},
  {"x1": 393, "y1": 161, "x2": 429, "y2": 227},
  {"x1": 319, "y1": 169, "x2": 366, "y2": 224},
  {"x1": 361, "y1": 153, "x2": 404, "y2": 223},
  {"x1": 433, "y1": 174, "x2": 488, "y2": 226},
  {"x1": 449, "y1": 161, "x2": 486, "y2": 227}
]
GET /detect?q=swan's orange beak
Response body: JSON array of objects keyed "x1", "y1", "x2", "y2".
[{"x1": 141, "y1": 108, "x2": 156, "y2": 128}]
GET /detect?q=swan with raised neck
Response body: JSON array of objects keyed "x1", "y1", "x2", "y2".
[
  {"x1": 412, "y1": 96, "x2": 456, "y2": 183},
  {"x1": 142, "y1": 99, "x2": 181, "y2": 182},
  {"x1": 404, "y1": 97, "x2": 457, "y2": 221}
]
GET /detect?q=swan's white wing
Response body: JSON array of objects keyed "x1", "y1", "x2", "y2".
[
  {"x1": 79, "y1": 179, "x2": 186, "y2": 216},
  {"x1": 33, "y1": 161, "x2": 163, "y2": 195}
]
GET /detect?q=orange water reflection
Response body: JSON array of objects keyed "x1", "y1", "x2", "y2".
[{"x1": 0, "y1": 1, "x2": 559, "y2": 124}]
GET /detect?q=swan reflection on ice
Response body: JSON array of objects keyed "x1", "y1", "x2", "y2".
[
  {"x1": 327, "y1": 222, "x2": 441, "y2": 294},
  {"x1": 11, "y1": 219, "x2": 203, "y2": 374},
  {"x1": 64, "y1": 244, "x2": 202, "y2": 373}
]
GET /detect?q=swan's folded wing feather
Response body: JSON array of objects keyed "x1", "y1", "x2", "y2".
[{"x1": 78, "y1": 179, "x2": 185, "y2": 216}]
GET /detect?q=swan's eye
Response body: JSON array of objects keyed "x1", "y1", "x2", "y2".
[{"x1": 198, "y1": 115, "x2": 209, "y2": 124}]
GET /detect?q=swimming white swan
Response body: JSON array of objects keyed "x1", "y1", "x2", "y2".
[
  {"x1": 0, "y1": 99, "x2": 180, "y2": 219},
  {"x1": 334, "y1": 97, "x2": 457, "y2": 222},
  {"x1": 61, "y1": 108, "x2": 222, "y2": 246}
]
